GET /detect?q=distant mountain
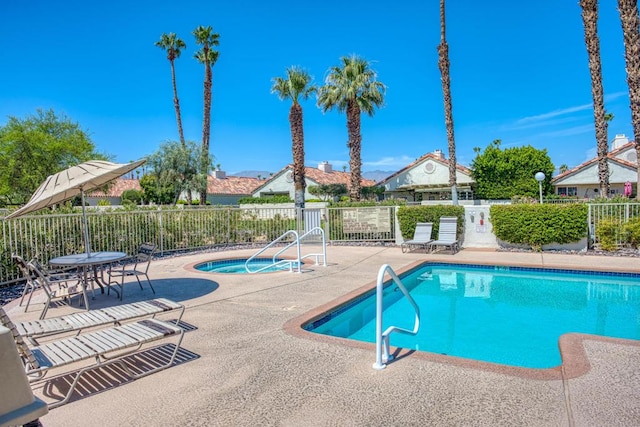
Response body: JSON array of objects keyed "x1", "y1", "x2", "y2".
[
  {"x1": 230, "y1": 170, "x2": 273, "y2": 179},
  {"x1": 362, "y1": 170, "x2": 394, "y2": 182}
]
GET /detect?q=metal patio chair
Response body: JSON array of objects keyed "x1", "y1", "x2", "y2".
[{"x1": 107, "y1": 243, "x2": 156, "y2": 300}]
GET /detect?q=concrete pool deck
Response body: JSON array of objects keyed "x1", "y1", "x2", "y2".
[{"x1": 4, "y1": 246, "x2": 640, "y2": 426}]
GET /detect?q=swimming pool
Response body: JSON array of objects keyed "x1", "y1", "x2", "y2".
[
  {"x1": 304, "y1": 263, "x2": 640, "y2": 369},
  {"x1": 195, "y1": 257, "x2": 299, "y2": 274}
]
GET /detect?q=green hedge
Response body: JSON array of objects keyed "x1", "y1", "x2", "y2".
[
  {"x1": 237, "y1": 196, "x2": 293, "y2": 204},
  {"x1": 490, "y1": 204, "x2": 588, "y2": 250},
  {"x1": 397, "y1": 205, "x2": 465, "y2": 240}
]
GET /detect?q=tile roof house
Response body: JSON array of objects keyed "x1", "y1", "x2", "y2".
[
  {"x1": 251, "y1": 162, "x2": 376, "y2": 200},
  {"x1": 205, "y1": 171, "x2": 264, "y2": 205},
  {"x1": 87, "y1": 178, "x2": 142, "y2": 205},
  {"x1": 551, "y1": 134, "x2": 638, "y2": 198},
  {"x1": 377, "y1": 149, "x2": 474, "y2": 202}
]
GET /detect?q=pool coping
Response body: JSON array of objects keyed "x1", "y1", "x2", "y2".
[
  {"x1": 184, "y1": 255, "x2": 307, "y2": 274},
  {"x1": 283, "y1": 259, "x2": 640, "y2": 381}
]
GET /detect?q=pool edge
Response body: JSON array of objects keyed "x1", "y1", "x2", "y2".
[{"x1": 283, "y1": 259, "x2": 640, "y2": 381}]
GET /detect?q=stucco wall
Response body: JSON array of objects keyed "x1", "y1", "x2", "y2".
[{"x1": 383, "y1": 159, "x2": 473, "y2": 192}]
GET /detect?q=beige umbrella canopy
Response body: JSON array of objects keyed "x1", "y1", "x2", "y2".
[{"x1": 5, "y1": 159, "x2": 146, "y2": 255}]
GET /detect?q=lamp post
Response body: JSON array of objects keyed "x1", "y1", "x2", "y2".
[{"x1": 535, "y1": 172, "x2": 545, "y2": 204}]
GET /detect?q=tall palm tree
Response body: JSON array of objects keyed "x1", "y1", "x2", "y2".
[
  {"x1": 193, "y1": 25, "x2": 220, "y2": 205},
  {"x1": 438, "y1": 0, "x2": 458, "y2": 204},
  {"x1": 155, "y1": 33, "x2": 187, "y2": 147},
  {"x1": 271, "y1": 67, "x2": 316, "y2": 209},
  {"x1": 617, "y1": 0, "x2": 640, "y2": 200},
  {"x1": 580, "y1": 0, "x2": 610, "y2": 197},
  {"x1": 317, "y1": 55, "x2": 385, "y2": 201}
]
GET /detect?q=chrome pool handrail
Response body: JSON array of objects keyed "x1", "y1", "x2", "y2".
[
  {"x1": 372, "y1": 264, "x2": 420, "y2": 370},
  {"x1": 245, "y1": 230, "x2": 302, "y2": 273}
]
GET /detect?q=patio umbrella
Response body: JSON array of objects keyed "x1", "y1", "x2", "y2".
[{"x1": 4, "y1": 159, "x2": 146, "y2": 256}]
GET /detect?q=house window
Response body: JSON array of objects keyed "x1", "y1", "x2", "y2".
[{"x1": 557, "y1": 187, "x2": 577, "y2": 196}]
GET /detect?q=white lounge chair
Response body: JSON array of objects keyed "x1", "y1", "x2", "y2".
[
  {"x1": 401, "y1": 222, "x2": 434, "y2": 253},
  {"x1": 0, "y1": 304, "x2": 184, "y2": 409},
  {"x1": 15, "y1": 298, "x2": 184, "y2": 345},
  {"x1": 428, "y1": 216, "x2": 460, "y2": 254}
]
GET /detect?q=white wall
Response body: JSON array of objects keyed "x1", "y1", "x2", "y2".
[
  {"x1": 462, "y1": 205, "x2": 498, "y2": 248},
  {"x1": 383, "y1": 159, "x2": 473, "y2": 192},
  {"x1": 252, "y1": 173, "x2": 322, "y2": 200}
]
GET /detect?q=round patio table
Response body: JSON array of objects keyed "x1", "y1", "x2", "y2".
[{"x1": 49, "y1": 252, "x2": 127, "y2": 310}]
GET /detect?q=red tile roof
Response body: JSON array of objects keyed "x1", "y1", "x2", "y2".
[
  {"x1": 252, "y1": 165, "x2": 376, "y2": 194},
  {"x1": 302, "y1": 166, "x2": 376, "y2": 186},
  {"x1": 207, "y1": 175, "x2": 263, "y2": 195},
  {"x1": 89, "y1": 178, "x2": 141, "y2": 197}
]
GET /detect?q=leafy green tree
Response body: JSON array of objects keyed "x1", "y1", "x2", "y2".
[
  {"x1": 144, "y1": 140, "x2": 212, "y2": 204},
  {"x1": 0, "y1": 109, "x2": 106, "y2": 206},
  {"x1": 155, "y1": 32, "x2": 187, "y2": 146},
  {"x1": 139, "y1": 174, "x2": 174, "y2": 205},
  {"x1": 471, "y1": 140, "x2": 555, "y2": 199},
  {"x1": 308, "y1": 184, "x2": 348, "y2": 201},
  {"x1": 122, "y1": 189, "x2": 144, "y2": 205},
  {"x1": 361, "y1": 185, "x2": 385, "y2": 201},
  {"x1": 317, "y1": 55, "x2": 385, "y2": 201},
  {"x1": 271, "y1": 67, "x2": 316, "y2": 209},
  {"x1": 193, "y1": 25, "x2": 220, "y2": 205}
]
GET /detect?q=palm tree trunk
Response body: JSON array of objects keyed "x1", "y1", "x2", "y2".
[
  {"x1": 170, "y1": 59, "x2": 190, "y2": 204},
  {"x1": 617, "y1": 0, "x2": 640, "y2": 200},
  {"x1": 580, "y1": 0, "x2": 610, "y2": 197},
  {"x1": 290, "y1": 103, "x2": 306, "y2": 209},
  {"x1": 346, "y1": 101, "x2": 362, "y2": 201},
  {"x1": 170, "y1": 60, "x2": 186, "y2": 147},
  {"x1": 438, "y1": 0, "x2": 458, "y2": 204},
  {"x1": 200, "y1": 62, "x2": 213, "y2": 205}
]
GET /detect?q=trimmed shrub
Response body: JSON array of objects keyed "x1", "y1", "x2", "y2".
[
  {"x1": 490, "y1": 204, "x2": 588, "y2": 251},
  {"x1": 624, "y1": 217, "x2": 640, "y2": 248},
  {"x1": 596, "y1": 218, "x2": 624, "y2": 251},
  {"x1": 122, "y1": 189, "x2": 143, "y2": 205},
  {"x1": 237, "y1": 195, "x2": 293, "y2": 204}
]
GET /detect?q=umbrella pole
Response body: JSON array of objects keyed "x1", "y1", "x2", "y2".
[{"x1": 81, "y1": 190, "x2": 92, "y2": 256}]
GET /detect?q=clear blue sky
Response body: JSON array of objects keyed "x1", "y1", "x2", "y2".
[{"x1": 0, "y1": 0, "x2": 634, "y2": 175}]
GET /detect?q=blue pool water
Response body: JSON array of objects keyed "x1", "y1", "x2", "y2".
[
  {"x1": 305, "y1": 263, "x2": 640, "y2": 369},
  {"x1": 195, "y1": 258, "x2": 297, "y2": 273}
]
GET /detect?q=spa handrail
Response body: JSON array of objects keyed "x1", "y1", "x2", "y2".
[
  {"x1": 372, "y1": 264, "x2": 420, "y2": 370},
  {"x1": 246, "y1": 230, "x2": 302, "y2": 273},
  {"x1": 296, "y1": 227, "x2": 327, "y2": 267}
]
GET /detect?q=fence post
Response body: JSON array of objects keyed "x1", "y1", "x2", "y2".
[
  {"x1": 587, "y1": 204, "x2": 591, "y2": 249},
  {"x1": 157, "y1": 207, "x2": 164, "y2": 256},
  {"x1": 323, "y1": 207, "x2": 330, "y2": 240},
  {"x1": 394, "y1": 206, "x2": 403, "y2": 245},
  {"x1": 625, "y1": 203, "x2": 630, "y2": 222}
]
